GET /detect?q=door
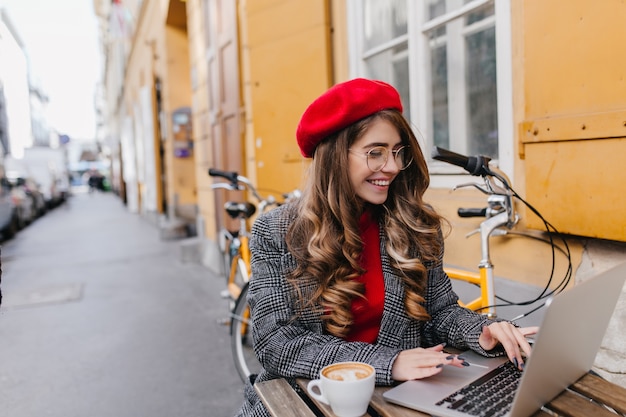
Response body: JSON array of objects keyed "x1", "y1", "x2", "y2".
[{"x1": 205, "y1": 0, "x2": 242, "y2": 232}]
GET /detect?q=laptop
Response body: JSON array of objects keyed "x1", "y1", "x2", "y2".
[{"x1": 383, "y1": 261, "x2": 626, "y2": 417}]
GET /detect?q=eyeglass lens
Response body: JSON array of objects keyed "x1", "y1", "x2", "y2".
[{"x1": 367, "y1": 146, "x2": 412, "y2": 171}]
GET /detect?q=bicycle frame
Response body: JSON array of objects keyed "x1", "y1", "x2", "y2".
[
  {"x1": 226, "y1": 218, "x2": 251, "y2": 301},
  {"x1": 446, "y1": 210, "x2": 511, "y2": 318},
  {"x1": 227, "y1": 252, "x2": 249, "y2": 300}
]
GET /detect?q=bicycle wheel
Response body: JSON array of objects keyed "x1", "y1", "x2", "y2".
[{"x1": 230, "y1": 283, "x2": 262, "y2": 383}]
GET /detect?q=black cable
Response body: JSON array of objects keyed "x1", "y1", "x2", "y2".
[
  {"x1": 511, "y1": 188, "x2": 573, "y2": 297},
  {"x1": 470, "y1": 180, "x2": 573, "y2": 318},
  {"x1": 509, "y1": 302, "x2": 547, "y2": 322}
]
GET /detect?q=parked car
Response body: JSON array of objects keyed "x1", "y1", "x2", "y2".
[
  {"x1": 6, "y1": 176, "x2": 36, "y2": 229},
  {"x1": 8, "y1": 149, "x2": 69, "y2": 209},
  {"x1": 0, "y1": 178, "x2": 19, "y2": 240},
  {"x1": 20, "y1": 176, "x2": 46, "y2": 217}
]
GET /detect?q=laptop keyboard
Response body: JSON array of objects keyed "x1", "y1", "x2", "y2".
[{"x1": 435, "y1": 361, "x2": 522, "y2": 417}]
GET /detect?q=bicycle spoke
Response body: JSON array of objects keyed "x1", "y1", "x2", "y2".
[{"x1": 229, "y1": 312, "x2": 249, "y2": 324}]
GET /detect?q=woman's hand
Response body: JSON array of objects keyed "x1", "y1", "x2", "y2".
[
  {"x1": 391, "y1": 344, "x2": 469, "y2": 381},
  {"x1": 479, "y1": 323, "x2": 539, "y2": 370}
]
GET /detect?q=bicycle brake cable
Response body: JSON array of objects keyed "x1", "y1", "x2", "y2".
[{"x1": 473, "y1": 183, "x2": 573, "y2": 318}]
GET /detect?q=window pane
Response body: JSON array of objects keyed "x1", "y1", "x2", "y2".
[
  {"x1": 427, "y1": 0, "x2": 447, "y2": 37},
  {"x1": 364, "y1": 43, "x2": 410, "y2": 118},
  {"x1": 466, "y1": 26, "x2": 498, "y2": 158},
  {"x1": 428, "y1": 0, "x2": 446, "y2": 18},
  {"x1": 465, "y1": 3, "x2": 495, "y2": 25},
  {"x1": 394, "y1": 56, "x2": 410, "y2": 119},
  {"x1": 363, "y1": 0, "x2": 407, "y2": 50},
  {"x1": 431, "y1": 44, "x2": 449, "y2": 149}
]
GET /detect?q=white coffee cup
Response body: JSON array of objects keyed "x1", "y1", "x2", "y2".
[{"x1": 306, "y1": 361, "x2": 375, "y2": 417}]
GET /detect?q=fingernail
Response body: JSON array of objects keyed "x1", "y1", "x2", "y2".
[
  {"x1": 520, "y1": 362, "x2": 525, "y2": 370},
  {"x1": 461, "y1": 361, "x2": 470, "y2": 367},
  {"x1": 446, "y1": 355, "x2": 455, "y2": 361},
  {"x1": 439, "y1": 343, "x2": 447, "y2": 348},
  {"x1": 436, "y1": 364, "x2": 444, "y2": 368},
  {"x1": 512, "y1": 358, "x2": 519, "y2": 368},
  {"x1": 457, "y1": 356, "x2": 466, "y2": 361}
]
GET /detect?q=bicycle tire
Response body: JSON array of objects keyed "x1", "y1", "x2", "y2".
[{"x1": 230, "y1": 283, "x2": 262, "y2": 382}]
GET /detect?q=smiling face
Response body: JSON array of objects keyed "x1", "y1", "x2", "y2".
[{"x1": 348, "y1": 117, "x2": 404, "y2": 206}]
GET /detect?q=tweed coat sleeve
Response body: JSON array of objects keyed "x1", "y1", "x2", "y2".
[{"x1": 418, "y1": 234, "x2": 504, "y2": 357}]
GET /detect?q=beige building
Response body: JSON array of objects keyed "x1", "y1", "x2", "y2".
[
  {"x1": 95, "y1": 0, "x2": 626, "y2": 386},
  {"x1": 94, "y1": 0, "x2": 196, "y2": 231}
]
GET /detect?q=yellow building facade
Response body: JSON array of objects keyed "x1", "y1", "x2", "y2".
[{"x1": 95, "y1": 0, "x2": 196, "y2": 230}]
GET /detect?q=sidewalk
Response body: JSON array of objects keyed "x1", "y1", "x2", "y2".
[{"x1": 0, "y1": 190, "x2": 244, "y2": 417}]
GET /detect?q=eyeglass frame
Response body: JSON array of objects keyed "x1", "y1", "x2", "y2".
[{"x1": 348, "y1": 145, "x2": 413, "y2": 172}]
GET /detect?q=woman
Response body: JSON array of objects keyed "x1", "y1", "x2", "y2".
[{"x1": 235, "y1": 78, "x2": 535, "y2": 417}]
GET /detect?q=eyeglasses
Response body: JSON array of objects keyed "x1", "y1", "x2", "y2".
[{"x1": 349, "y1": 146, "x2": 413, "y2": 172}]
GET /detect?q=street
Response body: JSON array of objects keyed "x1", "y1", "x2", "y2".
[{"x1": 0, "y1": 190, "x2": 244, "y2": 417}]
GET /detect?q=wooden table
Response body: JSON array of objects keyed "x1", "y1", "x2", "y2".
[{"x1": 254, "y1": 371, "x2": 626, "y2": 417}]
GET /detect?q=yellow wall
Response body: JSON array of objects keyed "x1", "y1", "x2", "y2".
[
  {"x1": 187, "y1": 0, "x2": 217, "y2": 237},
  {"x1": 517, "y1": 0, "x2": 626, "y2": 241},
  {"x1": 119, "y1": 0, "x2": 198, "y2": 219},
  {"x1": 242, "y1": 0, "x2": 332, "y2": 196},
  {"x1": 121, "y1": 0, "x2": 160, "y2": 214},
  {"x1": 330, "y1": 0, "x2": 349, "y2": 83},
  {"x1": 164, "y1": 25, "x2": 196, "y2": 210},
  {"x1": 186, "y1": 0, "x2": 353, "y2": 240},
  {"x1": 187, "y1": 0, "x2": 334, "y2": 239}
]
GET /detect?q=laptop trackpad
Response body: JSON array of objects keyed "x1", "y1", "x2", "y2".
[{"x1": 384, "y1": 351, "x2": 507, "y2": 405}]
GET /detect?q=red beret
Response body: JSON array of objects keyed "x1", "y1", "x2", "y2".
[{"x1": 296, "y1": 78, "x2": 403, "y2": 158}]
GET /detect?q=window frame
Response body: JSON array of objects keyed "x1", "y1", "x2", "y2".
[{"x1": 347, "y1": 0, "x2": 514, "y2": 188}]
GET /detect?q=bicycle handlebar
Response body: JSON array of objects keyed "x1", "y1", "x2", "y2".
[
  {"x1": 431, "y1": 147, "x2": 517, "y2": 227},
  {"x1": 458, "y1": 207, "x2": 488, "y2": 218},
  {"x1": 209, "y1": 168, "x2": 265, "y2": 201},
  {"x1": 208, "y1": 168, "x2": 240, "y2": 187},
  {"x1": 431, "y1": 146, "x2": 493, "y2": 177},
  {"x1": 209, "y1": 168, "x2": 300, "y2": 213}
]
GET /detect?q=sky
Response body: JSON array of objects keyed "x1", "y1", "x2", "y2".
[{"x1": 1, "y1": 0, "x2": 101, "y2": 142}]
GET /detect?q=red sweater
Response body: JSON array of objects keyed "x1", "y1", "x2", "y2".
[{"x1": 345, "y1": 210, "x2": 385, "y2": 343}]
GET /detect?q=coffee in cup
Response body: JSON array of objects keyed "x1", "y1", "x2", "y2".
[
  {"x1": 307, "y1": 362, "x2": 375, "y2": 417},
  {"x1": 323, "y1": 362, "x2": 373, "y2": 381}
]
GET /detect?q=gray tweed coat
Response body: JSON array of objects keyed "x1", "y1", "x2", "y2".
[{"x1": 234, "y1": 203, "x2": 502, "y2": 417}]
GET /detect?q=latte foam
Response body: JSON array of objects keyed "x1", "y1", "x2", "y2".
[{"x1": 323, "y1": 363, "x2": 373, "y2": 381}]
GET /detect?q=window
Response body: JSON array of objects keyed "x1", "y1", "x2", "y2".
[
  {"x1": 348, "y1": 0, "x2": 513, "y2": 183},
  {"x1": 358, "y1": 0, "x2": 411, "y2": 116}
]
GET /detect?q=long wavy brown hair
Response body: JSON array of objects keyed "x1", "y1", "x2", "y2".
[{"x1": 286, "y1": 110, "x2": 443, "y2": 338}]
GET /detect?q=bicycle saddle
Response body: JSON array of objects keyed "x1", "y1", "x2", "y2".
[{"x1": 224, "y1": 202, "x2": 257, "y2": 219}]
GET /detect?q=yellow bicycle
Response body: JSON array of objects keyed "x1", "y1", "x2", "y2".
[{"x1": 209, "y1": 168, "x2": 300, "y2": 382}]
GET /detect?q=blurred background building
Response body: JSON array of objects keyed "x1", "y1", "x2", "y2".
[{"x1": 0, "y1": 6, "x2": 101, "y2": 235}]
